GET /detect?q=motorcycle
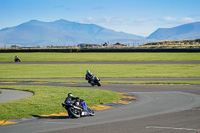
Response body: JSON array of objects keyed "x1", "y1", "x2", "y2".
[
  {"x1": 89, "y1": 76, "x2": 101, "y2": 86},
  {"x1": 14, "y1": 57, "x2": 21, "y2": 62},
  {"x1": 62, "y1": 101, "x2": 95, "y2": 118}
]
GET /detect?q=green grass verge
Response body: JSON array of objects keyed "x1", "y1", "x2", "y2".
[
  {"x1": 0, "y1": 64, "x2": 200, "y2": 78},
  {"x1": 0, "y1": 85, "x2": 122, "y2": 120},
  {"x1": 1, "y1": 52, "x2": 200, "y2": 62},
  {"x1": 1, "y1": 79, "x2": 200, "y2": 85}
]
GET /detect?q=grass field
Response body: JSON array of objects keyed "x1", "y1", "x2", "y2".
[
  {"x1": 1, "y1": 80, "x2": 200, "y2": 85},
  {"x1": 0, "y1": 64, "x2": 200, "y2": 78},
  {"x1": 0, "y1": 85, "x2": 122, "y2": 120},
  {"x1": 1, "y1": 52, "x2": 200, "y2": 121},
  {"x1": 1, "y1": 52, "x2": 200, "y2": 61}
]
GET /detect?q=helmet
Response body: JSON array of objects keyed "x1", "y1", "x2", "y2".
[
  {"x1": 86, "y1": 70, "x2": 90, "y2": 73},
  {"x1": 68, "y1": 93, "x2": 73, "y2": 97}
]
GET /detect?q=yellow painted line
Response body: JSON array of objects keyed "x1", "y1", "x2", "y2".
[
  {"x1": 0, "y1": 82, "x2": 17, "y2": 83},
  {"x1": 49, "y1": 113, "x2": 61, "y2": 116},
  {"x1": 101, "y1": 83, "x2": 110, "y2": 84},
  {"x1": 113, "y1": 100, "x2": 133, "y2": 104},
  {"x1": 0, "y1": 120, "x2": 18, "y2": 125},
  {"x1": 39, "y1": 115, "x2": 52, "y2": 117},
  {"x1": 40, "y1": 112, "x2": 68, "y2": 117},
  {"x1": 58, "y1": 112, "x2": 68, "y2": 116},
  {"x1": 119, "y1": 93, "x2": 130, "y2": 95},
  {"x1": 122, "y1": 96, "x2": 138, "y2": 99},
  {"x1": 90, "y1": 105, "x2": 113, "y2": 110}
]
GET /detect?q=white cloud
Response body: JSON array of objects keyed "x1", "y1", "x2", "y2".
[
  {"x1": 78, "y1": 17, "x2": 96, "y2": 24},
  {"x1": 103, "y1": 17, "x2": 127, "y2": 24},
  {"x1": 78, "y1": 16, "x2": 132, "y2": 35},
  {"x1": 79, "y1": 16, "x2": 127, "y2": 25},
  {"x1": 104, "y1": 17, "x2": 112, "y2": 22},
  {"x1": 85, "y1": 17, "x2": 95, "y2": 21},
  {"x1": 162, "y1": 16, "x2": 177, "y2": 21},
  {"x1": 162, "y1": 16, "x2": 196, "y2": 23},
  {"x1": 182, "y1": 17, "x2": 195, "y2": 23}
]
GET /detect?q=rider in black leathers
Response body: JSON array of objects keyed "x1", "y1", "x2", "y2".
[
  {"x1": 64, "y1": 93, "x2": 89, "y2": 113},
  {"x1": 14, "y1": 56, "x2": 21, "y2": 62},
  {"x1": 85, "y1": 70, "x2": 94, "y2": 84},
  {"x1": 64, "y1": 93, "x2": 81, "y2": 104}
]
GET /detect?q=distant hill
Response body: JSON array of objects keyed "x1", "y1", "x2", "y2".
[
  {"x1": 0, "y1": 19, "x2": 144, "y2": 47},
  {"x1": 1, "y1": 20, "x2": 200, "y2": 47},
  {"x1": 147, "y1": 22, "x2": 200, "y2": 40},
  {"x1": 140, "y1": 38, "x2": 200, "y2": 49}
]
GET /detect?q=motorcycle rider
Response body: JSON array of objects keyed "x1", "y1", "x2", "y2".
[
  {"x1": 14, "y1": 55, "x2": 21, "y2": 62},
  {"x1": 63, "y1": 93, "x2": 90, "y2": 114},
  {"x1": 64, "y1": 93, "x2": 79, "y2": 104},
  {"x1": 85, "y1": 70, "x2": 95, "y2": 84}
]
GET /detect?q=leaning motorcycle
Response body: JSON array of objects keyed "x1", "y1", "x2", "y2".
[
  {"x1": 14, "y1": 58, "x2": 21, "y2": 62},
  {"x1": 89, "y1": 76, "x2": 101, "y2": 86},
  {"x1": 62, "y1": 102, "x2": 95, "y2": 118}
]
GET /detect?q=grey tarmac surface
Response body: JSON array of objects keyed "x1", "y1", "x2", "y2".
[
  {"x1": 1, "y1": 60, "x2": 200, "y2": 133},
  {"x1": 0, "y1": 83, "x2": 200, "y2": 133},
  {"x1": 5, "y1": 77, "x2": 200, "y2": 81},
  {"x1": 0, "y1": 89, "x2": 33, "y2": 103}
]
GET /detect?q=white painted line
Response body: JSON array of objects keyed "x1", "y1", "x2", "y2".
[{"x1": 146, "y1": 126, "x2": 200, "y2": 131}]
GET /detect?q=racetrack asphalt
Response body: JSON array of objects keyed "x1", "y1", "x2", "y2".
[
  {"x1": 0, "y1": 89, "x2": 33, "y2": 103},
  {"x1": 0, "y1": 61, "x2": 200, "y2": 133},
  {"x1": 1, "y1": 83, "x2": 200, "y2": 133},
  {"x1": 4, "y1": 77, "x2": 200, "y2": 81}
]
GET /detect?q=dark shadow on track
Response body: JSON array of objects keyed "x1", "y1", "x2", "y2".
[{"x1": 32, "y1": 115, "x2": 69, "y2": 119}]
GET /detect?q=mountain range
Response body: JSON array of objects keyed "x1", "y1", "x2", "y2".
[
  {"x1": 0, "y1": 19, "x2": 143, "y2": 47},
  {"x1": 0, "y1": 19, "x2": 200, "y2": 47},
  {"x1": 147, "y1": 22, "x2": 200, "y2": 40}
]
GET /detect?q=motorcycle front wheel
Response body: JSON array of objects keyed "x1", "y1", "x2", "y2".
[
  {"x1": 97, "y1": 82, "x2": 101, "y2": 86},
  {"x1": 67, "y1": 108, "x2": 81, "y2": 118}
]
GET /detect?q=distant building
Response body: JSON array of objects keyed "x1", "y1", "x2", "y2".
[
  {"x1": 103, "y1": 42, "x2": 108, "y2": 46},
  {"x1": 77, "y1": 43, "x2": 100, "y2": 47},
  {"x1": 113, "y1": 42, "x2": 126, "y2": 46}
]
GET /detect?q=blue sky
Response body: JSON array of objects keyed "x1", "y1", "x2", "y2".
[{"x1": 0, "y1": 0, "x2": 200, "y2": 36}]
